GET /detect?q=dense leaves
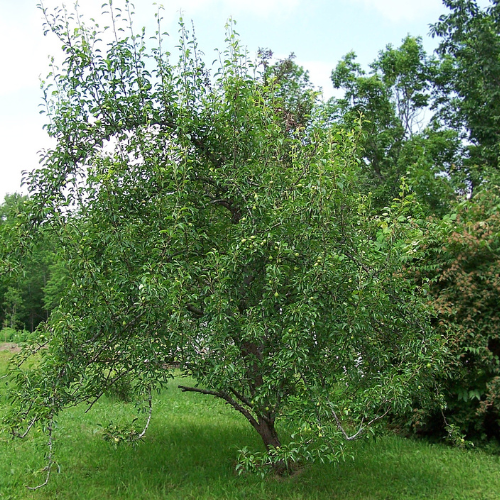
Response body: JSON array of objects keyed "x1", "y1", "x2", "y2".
[
  {"x1": 329, "y1": 36, "x2": 460, "y2": 212},
  {"x1": 0, "y1": 194, "x2": 60, "y2": 332},
  {"x1": 407, "y1": 182, "x2": 500, "y2": 438},
  {"x1": 2, "y1": 2, "x2": 440, "y2": 477},
  {"x1": 431, "y1": 0, "x2": 500, "y2": 184}
]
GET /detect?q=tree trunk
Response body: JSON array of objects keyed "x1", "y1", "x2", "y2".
[
  {"x1": 253, "y1": 416, "x2": 289, "y2": 474},
  {"x1": 177, "y1": 385, "x2": 290, "y2": 474},
  {"x1": 253, "y1": 417, "x2": 281, "y2": 451}
]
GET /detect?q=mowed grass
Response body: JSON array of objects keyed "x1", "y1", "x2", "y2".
[{"x1": 1, "y1": 350, "x2": 500, "y2": 500}]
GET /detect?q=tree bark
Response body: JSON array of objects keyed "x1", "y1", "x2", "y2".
[
  {"x1": 253, "y1": 417, "x2": 281, "y2": 451},
  {"x1": 253, "y1": 416, "x2": 289, "y2": 474}
]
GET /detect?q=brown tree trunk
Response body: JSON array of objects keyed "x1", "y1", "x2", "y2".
[
  {"x1": 177, "y1": 385, "x2": 290, "y2": 474},
  {"x1": 252, "y1": 416, "x2": 289, "y2": 475},
  {"x1": 253, "y1": 417, "x2": 281, "y2": 451}
]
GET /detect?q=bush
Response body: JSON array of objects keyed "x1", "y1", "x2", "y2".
[
  {"x1": 0, "y1": 327, "x2": 36, "y2": 344},
  {"x1": 407, "y1": 185, "x2": 500, "y2": 440},
  {"x1": 104, "y1": 374, "x2": 135, "y2": 403},
  {"x1": 0, "y1": 327, "x2": 16, "y2": 342}
]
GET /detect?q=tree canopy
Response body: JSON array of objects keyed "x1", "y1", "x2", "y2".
[
  {"x1": 431, "y1": 0, "x2": 500, "y2": 181},
  {"x1": 328, "y1": 36, "x2": 463, "y2": 213},
  {"x1": 3, "y1": 2, "x2": 441, "y2": 478}
]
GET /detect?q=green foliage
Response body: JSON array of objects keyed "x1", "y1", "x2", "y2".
[
  {"x1": 444, "y1": 423, "x2": 475, "y2": 449},
  {"x1": 101, "y1": 418, "x2": 142, "y2": 447},
  {"x1": 3, "y1": 1, "x2": 441, "y2": 478},
  {"x1": 0, "y1": 193, "x2": 62, "y2": 332},
  {"x1": 0, "y1": 327, "x2": 38, "y2": 344},
  {"x1": 104, "y1": 373, "x2": 135, "y2": 403},
  {"x1": 324, "y1": 1, "x2": 500, "y2": 440},
  {"x1": 328, "y1": 36, "x2": 459, "y2": 212},
  {"x1": 259, "y1": 49, "x2": 320, "y2": 134},
  {"x1": 42, "y1": 259, "x2": 69, "y2": 312},
  {"x1": 1, "y1": 286, "x2": 24, "y2": 330},
  {"x1": 400, "y1": 128, "x2": 464, "y2": 216},
  {"x1": 325, "y1": 0, "x2": 500, "y2": 209},
  {"x1": 0, "y1": 326, "x2": 17, "y2": 342},
  {"x1": 407, "y1": 184, "x2": 500, "y2": 438},
  {"x1": 431, "y1": 0, "x2": 500, "y2": 181}
]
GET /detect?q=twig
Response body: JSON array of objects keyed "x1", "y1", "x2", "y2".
[
  {"x1": 27, "y1": 416, "x2": 54, "y2": 491},
  {"x1": 13, "y1": 417, "x2": 37, "y2": 439},
  {"x1": 326, "y1": 400, "x2": 391, "y2": 441},
  {"x1": 133, "y1": 386, "x2": 153, "y2": 441}
]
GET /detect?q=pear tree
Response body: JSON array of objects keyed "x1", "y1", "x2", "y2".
[{"x1": 5, "y1": 1, "x2": 441, "y2": 480}]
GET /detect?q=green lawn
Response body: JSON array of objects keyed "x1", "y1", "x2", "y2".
[{"x1": 1, "y1": 349, "x2": 499, "y2": 499}]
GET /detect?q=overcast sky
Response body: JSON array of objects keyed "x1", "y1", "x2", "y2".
[{"x1": 0, "y1": 0, "x2": 490, "y2": 201}]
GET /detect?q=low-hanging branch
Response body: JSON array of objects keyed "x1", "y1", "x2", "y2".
[{"x1": 178, "y1": 385, "x2": 258, "y2": 428}]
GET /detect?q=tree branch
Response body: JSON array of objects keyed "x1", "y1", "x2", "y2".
[
  {"x1": 178, "y1": 385, "x2": 258, "y2": 427},
  {"x1": 133, "y1": 386, "x2": 153, "y2": 441},
  {"x1": 186, "y1": 304, "x2": 204, "y2": 317},
  {"x1": 27, "y1": 414, "x2": 54, "y2": 490},
  {"x1": 326, "y1": 400, "x2": 391, "y2": 441}
]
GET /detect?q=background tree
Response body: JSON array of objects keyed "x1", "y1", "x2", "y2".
[
  {"x1": 0, "y1": 194, "x2": 57, "y2": 332},
  {"x1": 329, "y1": 36, "x2": 460, "y2": 212},
  {"x1": 326, "y1": 0, "x2": 500, "y2": 441},
  {"x1": 431, "y1": 0, "x2": 500, "y2": 188},
  {"x1": 259, "y1": 49, "x2": 320, "y2": 134},
  {"x1": 4, "y1": 2, "x2": 441, "y2": 477}
]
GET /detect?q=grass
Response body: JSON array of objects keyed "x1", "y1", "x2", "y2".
[{"x1": 1, "y1": 349, "x2": 500, "y2": 499}]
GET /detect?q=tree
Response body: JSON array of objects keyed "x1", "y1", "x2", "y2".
[
  {"x1": 329, "y1": 36, "x2": 460, "y2": 212},
  {"x1": 2, "y1": 286, "x2": 23, "y2": 330},
  {"x1": 0, "y1": 194, "x2": 26, "y2": 330},
  {"x1": 5, "y1": 2, "x2": 441, "y2": 478},
  {"x1": 330, "y1": 48, "x2": 403, "y2": 205},
  {"x1": 431, "y1": 0, "x2": 500, "y2": 186},
  {"x1": 0, "y1": 194, "x2": 56, "y2": 332},
  {"x1": 259, "y1": 49, "x2": 320, "y2": 134}
]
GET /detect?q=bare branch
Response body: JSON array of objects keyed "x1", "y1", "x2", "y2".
[
  {"x1": 133, "y1": 386, "x2": 153, "y2": 441},
  {"x1": 27, "y1": 416, "x2": 54, "y2": 491},
  {"x1": 12, "y1": 417, "x2": 37, "y2": 439},
  {"x1": 186, "y1": 304, "x2": 204, "y2": 317},
  {"x1": 326, "y1": 401, "x2": 391, "y2": 441},
  {"x1": 178, "y1": 385, "x2": 258, "y2": 428}
]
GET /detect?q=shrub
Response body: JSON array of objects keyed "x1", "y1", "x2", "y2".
[
  {"x1": 105, "y1": 374, "x2": 135, "y2": 403},
  {"x1": 408, "y1": 185, "x2": 500, "y2": 439},
  {"x1": 0, "y1": 327, "x2": 36, "y2": 344}
]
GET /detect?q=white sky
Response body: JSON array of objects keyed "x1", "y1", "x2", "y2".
[{"x1": 0, "y1": 0, "x2": 492, "y2": 201}]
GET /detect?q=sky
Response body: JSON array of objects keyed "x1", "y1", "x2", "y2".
[{"x1": 0, "y1": 0, "x2": 491, "y2": 201}]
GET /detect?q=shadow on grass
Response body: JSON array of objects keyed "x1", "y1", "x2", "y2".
[
  {"x1": 1, "y1": 382, "x2": 499, "y2": 499},
  {"x1": 19, "y1": 419, "x2": 498, "y2": 500}
]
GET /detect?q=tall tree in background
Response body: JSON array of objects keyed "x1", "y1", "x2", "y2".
[
  {"x1": 329, "y1": 36, "x2": 459, "y2": 212},
  {"x1": 0, "y1": 194, "x2": 26, "y2": 330},
  {"x1": 0, "y1": 194, "x2": 57, "y2": 332},
  {"x1": 431, "y1": 0, "x2": 500, "y2": 189},
  {"x1": 259, "y1": 49, "x2": 320, "y2": 134}
]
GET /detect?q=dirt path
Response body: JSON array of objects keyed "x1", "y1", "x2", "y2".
[{"x1": 0, "y1": 342, "x2": 21, "y2": 353}]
